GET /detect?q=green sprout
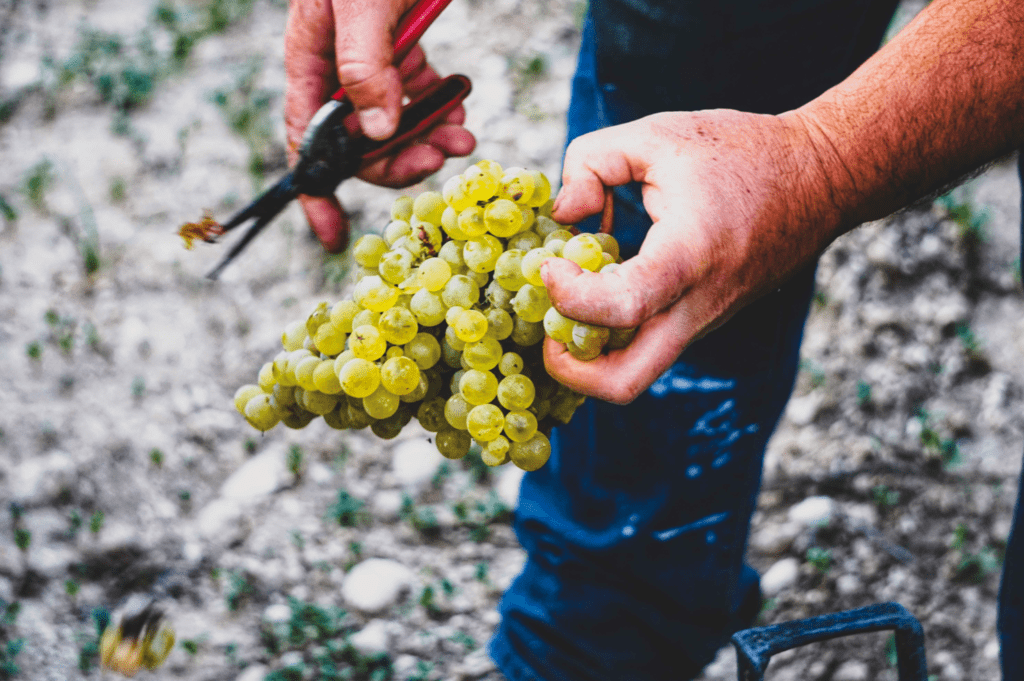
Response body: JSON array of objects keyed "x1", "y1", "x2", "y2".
[
  {"x1": 326, "y1": 490, "x2": 365, "y2": 528},
  {"x1": 287, "y1": 444, "x2": 304, "y2": 480},
  {"x1": 89, "y1": 510, "x2": 105, "y2": 535},
  {"x1": 805, "y1": 546, "x2": 831, "y2": 573}
]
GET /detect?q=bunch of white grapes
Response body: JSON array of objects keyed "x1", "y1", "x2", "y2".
[{"x1": 233, "y1": 160, "x2": 634, "y2": 471}]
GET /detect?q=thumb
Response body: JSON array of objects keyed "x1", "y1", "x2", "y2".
[{"x1": 332, "y1": 0, "x2": 412, "y2": 140}]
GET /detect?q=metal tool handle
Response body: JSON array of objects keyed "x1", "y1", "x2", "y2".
[
  {"x1": 331, "y1": 0, "x2": 455, "y2": 103},
  {"x1": 730, "y1": 602, "x2": 928, "y2": 681}
]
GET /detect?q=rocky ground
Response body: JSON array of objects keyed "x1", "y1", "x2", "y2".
[{"x1": 0, "y1": 1, "x2": 1022, "y2": 680}]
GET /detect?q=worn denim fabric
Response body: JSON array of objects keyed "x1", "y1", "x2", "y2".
[{"x1": 489, "y1": 2, "x2": 907, "y2": 679}]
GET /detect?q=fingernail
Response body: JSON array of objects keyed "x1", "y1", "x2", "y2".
[{"x1": 359, "y1": 107, "x2": 392, "y2": 140}]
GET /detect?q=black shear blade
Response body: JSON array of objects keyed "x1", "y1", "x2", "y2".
[{"x1": 206, "y1": 173, "x2": 298, "y2": 280}]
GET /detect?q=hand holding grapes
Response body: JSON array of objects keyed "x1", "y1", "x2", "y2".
[
  {"x1": 544, "y1": 110, "x2": 839, "y2": 405},
  {"x1": 284, "y1": 0, "x2": 476, "y2": 252}
]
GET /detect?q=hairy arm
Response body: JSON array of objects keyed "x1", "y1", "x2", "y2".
[{"x1": 544, "y1": 0, "x2": 1024, "y2": 403}]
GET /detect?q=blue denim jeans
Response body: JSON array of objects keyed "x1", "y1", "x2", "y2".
[{"x1": 488, "y1": 1, "x2": 1022, "y2": 679}]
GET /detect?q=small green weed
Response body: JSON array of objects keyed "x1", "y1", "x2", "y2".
[
  {"x1": 23, "y1": 160, "x2": 54, "y2": 211},
  {"x1": 0, "y1": 193, "x2": 16, "y2": 224},
  {"x1": 25, "y1": 341, "x2": 41, "y2": 360},
  {"x1": 872, "y1": 485, "x2": 901, "y2": 508},
  {"x1": 326, "y1": 490, "x2": 365, "y2": 528},
  {"x1": 77, "y1": 608, "x2": 109, "y2": 675},
  {"x1": 950, "y1": 523, "x2": 1003, "y2": 583},
  {"x1": 287, "y1": 444, "x2": 305, "y2": 480},
  {"x1": 856, "y1": 381, "x2": 872, "y2": 407},
  {"x1": 149, "y1": 448, "x2": 165, "y2": 468},
  {"x1": 936, "y1": 188, "x2": 988, "y2": 245},
  {"x1": 1, "y1": 599, "x2": 23, "y2": 680},
  {"x1": 799, "y1": 358, "x2": 826, "y2": 389},
  {"x1": 916, "y1": 410, "x2": 960, "y2": 468},
  {"x1": 226, "y1": 571, "x2": 255, "y2": 611},
  {"x1": 805, "y1": 546, "x2": 831, "y2": 573},
  {"x1": 89, "y1": 510, "x2": 105, "y2": 535}
]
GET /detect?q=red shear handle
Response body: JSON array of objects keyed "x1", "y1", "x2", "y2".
[{"x1": 331, "y1": 0, "x2": 455, "y2": 103}]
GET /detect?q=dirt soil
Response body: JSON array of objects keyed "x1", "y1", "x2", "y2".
[{"x1": 0, "y1": 1, "x2": 1022, "y2": 680}]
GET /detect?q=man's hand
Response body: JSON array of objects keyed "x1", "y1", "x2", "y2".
[
  {"x1": 284, "y1": 0, "x2": 475, "y2": 252},
  {"x1": 543, "y1": 111, "x2": 838, "y2": 404}
]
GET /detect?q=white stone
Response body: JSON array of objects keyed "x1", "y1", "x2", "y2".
[
  {"x1": 495, "y1": 466, "x2": 525, "y2": 509},
  {"x1": 833, "y1": 660, "x2": 869, "y2": 681},
  {"x1": 263, "y1": 603, "x2": 292, "y2": 624},
  {"x1": 372, "y1": 490, "x2": 406, "y2": 521},
  {"x1": 9, "y1": 451, "x2": 76, "y2": 504},
  {"x1": 341, "y1": 558, "x2": 414, "y2": 613},
  {"x1": 788, "y1": 496, "x2": 836, "y2": 527},
  {"x1": 836, "y1": 574, "x2": 862, "y2": 596},
  {"x1": 785, "y1": 392, "x2": 823, "y2": 427},
  {"x1": 760, "y1": 557, "x2": 800, "y2": 596},
  {"x1": 750, "y1": 521, "x2": 800, "y2": 556},
  {"x1": 350, "y1": 619, "x2": 391, "y2": 655},
  {"x1": 195, "y1": 498, "x2": 247, "y2": 544},
  {"x1": 221, "y1": 448, "x2": 287, "y2": 501},
  {"x1": 391, "y1": 439, "x2": 445, "y2": 494}
]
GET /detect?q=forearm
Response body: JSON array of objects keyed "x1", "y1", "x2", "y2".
[{"x1": 788, "y1": 0, "x2": 1024, "y2": 234}]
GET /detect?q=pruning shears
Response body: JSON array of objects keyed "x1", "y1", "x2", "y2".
[{"x1": 203, "y1": 0, "x2": 471, "y2": 279}]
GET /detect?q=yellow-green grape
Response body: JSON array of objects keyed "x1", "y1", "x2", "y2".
[
  {"x1": 458, "y1": 205, "x2": 488, "y2": 238},
  {"x1": 371, "y1": 408, "x2": 408, "y2": 439},
  {"x1": 333, "y1": 350, "x2": 356, "y2": 374},
  {"x1": 544, "y1": 229, "x2": 574, "y2": 246},
  {"x1": 484, "y1": 308, "x2": 514, "y2": 341},
  {"x1": 508, "y1": 230, "x2": 543, "y2": 252},
  {"x1": 379, "y1": 248, "x2": 414, "y2": 284},
  {"x1": 608, "y1": 326, "x2": 638, "y2": 350},
  {"x1": 543, "y1": 306, "x2": 574, "y2": 344},
  {"x1": 512, "y1": 284, "x2": 550, "y2": 323},
  {"x1": 439, "y1": 239, "x2": 467, "y2": 273},
  {"x1": 563, "y1": 233, "x2": 604, "y2": 271},
  {"x1": 245, "y1": 394, "x2": 280, "y2": 431},
  {"x1": 345, "y1": 400, "x2": 375, "y2": 429},
  {"x1": 258, "y1": 362, "x2": 276, "y2": 392},
  {"x1": 464, "y1": 163, "x2": 498, "y2": 202},
  {"x1": 391, "y1": 195, "x2": 414, "y2": 221},
  {"x1": 384, "y1": 219, "x2": 412, "y2": 245},
  {"x1": 545, "y1": 239, "x2": 566, "y2": 257},
  {"x1": 484, "y1": 198, "x2": 524, "y2": 237},
  {"x1": 460, "y1": 369, "x2": 499, "y2": 405},
  {"x1": 409, "y1": 289, "x2": 447, "y2": 326},
  {"x1": 463, "y1": 337, "x2": 503, "y2": 371},
  {"x1": 399, "y1": 370, "x2": 430, "y2": 403},
  {"x1": 468, "y1": 268, "x2": 490, "y2": 289},
  {"x1": 441, "y1": 274, "x2": 480, "y2": 309},
  {"x1": 413, "y1": 220, "x2": 445, "y2": 256},
  {"x1": 351, "y1": 308, "x2": 381, "y2": 330},
  {"x1": 531, "y1": 397, "x2": 552, "y2": 421},
  {"x1": 313, "y1": 359, "x2": 343, "y2": 394},
  {"x1": 234, "y1": 385, "x2": 263, "y2": 414},
  {"x1": 378, "y1": 307, "x2": 418, "y2": 345},
  {"x1": 271, "y1": 350, "x2": 290, "y2": 382},
  {"x1": 353, "y1": 234, "x2": 388, "y2": 268},
  {"x1": 600, "y1": 261, "x2": 621, "y2": 275},
  {"x1": 282, "y1": 320, "x2": 308, "y2": 351},
  {"x1": 467, "y1": 404, "x2": 505, "y2": 441},
  {"x1": 330, "y1": 299, "x2": 360, "y2": 333},
  {"x1": 475, "y1": 159, "x2": 504, "y2": 181},
  {"x1": 441, "y1": 338, "x2": 463, "y2": 368},
  {"x1": 295, "y1": 355, "x2": 321, "y2": 391},
  {"x1": 349, "y1": 325, "x2": 387, "y2": 361},
  {"x1": 272, "y1": 384, "x2": 297, "y2": 408},
  {"x1": 444, "y1": 394, "x2": 471, "y2": 430},
  {"x1": 338, "y1": 357, "x2": 380, "y2": 398},
  {"x1": 303, "y1": 335, "x2": 319, "y2": 353},
  {"x1": 442, "y1": 173, "x2": 474, "y2": 212},
  {"x1": 314, "y1": 321, "x2": 347, "y2": 356},
  {"x1": 460, "y1": 353, "x2": 472, "y2": 371},
  {"x1": 403, "y1": 332, "x2": 441, "y2": 369},
  {"x1": 511, "y1": 316, "x2": 545, "y2": 346},
  {"x1": 445, "y1": 305, "x2": 465, "y2": 327},
  {"x1": 323, "y1": 406, "x2": 351, "y2": 430},
  {"x1": 283, "y1": 349, "x2": 314, "y2": 385},
  {"x1": 550, "y1": 386, "x2": 587, "y2": 423},
  {"x1": 354, "y1": 275, "x2": 400, "y2": 312},
  {"x1": 281, "y1": 405, "x2": 317, "y2": 429},
  {"x1": 534, "y1": 216, "x2": 562, "y2": 239},
  {"x1": 394, "y1": 233, "x2": 425, "y2": 260},
  {"x1": 504, "y1": 409, "x2": 539, "y2": 443},
  {"x1": 451, "y1": 309, "x2": 487, "y2": 343},
  {"x1": 363, "y1": 385, "x2": 400, "y2": 419},
  {"x1": 413, "y1": 190, "x2": 445, "y2": 224},
  {"x1": 441, "y1": 205, "x2": 468, "y2": 241},
  {"x1": 593, "y1": 232, "x2": 620, "y2": 260},
  {"x1": 436, "y1": 429, "x2": 471, "y2": 459},
  {"x1": 486, "y1": 279, "x2": 515, "y2": 310},
  {"x1": 464, "y1": 234, "x2": 503, "y2": 273},
  {"x1": 526, "y1": 170, "x2": 552, "y2": 208},
  {"x1": 498, "y1": 373, "x2": 536, "y2": 410},
  {"x1": 481, "y1": 436, "x2": 511, "y2": 466},
  {"x1": 449, "y1": 369, "x2": 466, "y2": 395},
  {"x1": 303, "y1": 390, "x2": 339, "y2": 416},
  {"x1": 572, "y1": 322, "x2": 610, "y2": 358},
  {"x1": 522, "y1": 247, "x2": 555, "y2": 287},
  {"x1": 306, "y1": 302, "x2": 331, "y2": 337},
  {"x1": 445, "y1": 325, "x2": 467, "y2": 351},
  {"x1": 417, "y1": 257, "x2": 452, "y2": 292},
  {"x1": 499, "y1": 167, "x2": 535, "y2": 204},
  {"x1": 494, "y1": 249, "x2": 528, "y2": 291},
  {"x1": 498, "y1": 352, "x2": 524, "y2": 376},
  {"x1": 416, "y1": 396, "x2": 448, "y2": 432},
  {"x1": 380, "y1": 356, "x2": 420, "y2": 395},
  {"x1": 520, "y1": 205, "x2": 536, "y2": 232},
  {"x1": 600, "y1": 252, "x2": 616, "y2": 268},
  {"x1": 510, "y1": 432, "x2": 551, "y2": 471}
]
